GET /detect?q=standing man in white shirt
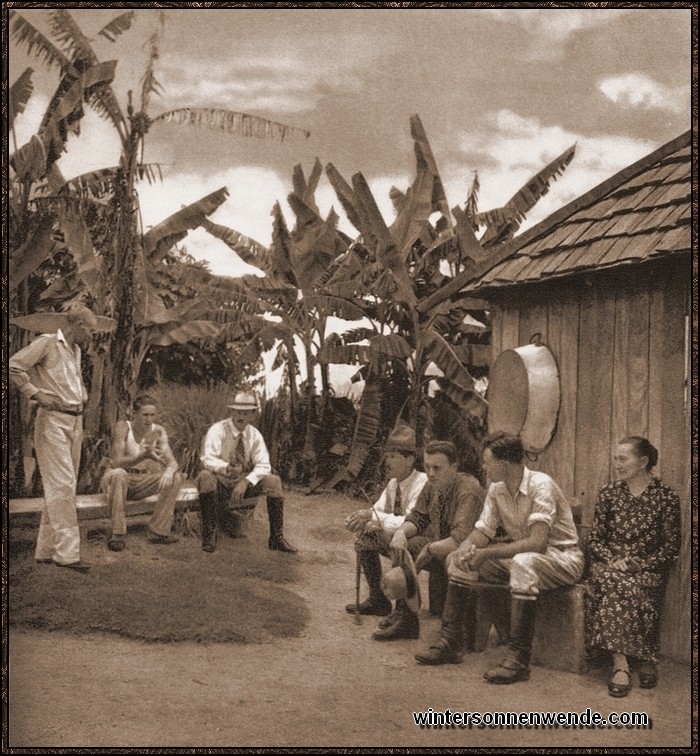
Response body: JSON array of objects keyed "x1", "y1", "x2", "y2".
[
  {"x1": 344, "y1": 424, "x2": 428, "y2": 617},
  {"x1": 197, "y1": 391, "x2": 297, "y2": 554},
  {"x1": 9, "y1": 305, "x2": 99, "y2": 573}
]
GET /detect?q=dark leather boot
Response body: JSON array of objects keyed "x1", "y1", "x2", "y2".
[
  {"x1": 345, "y1": 551, "x2": 391, "y2": 615},
  {"x1": 484, "y1": 597, "x2": 537, "y2": 684},
  {"x1": 267, "y1": 497, "x2": 298, "y2": 553},
  {"x1": 372, "y1": 599, "x2": 420, "y2": 641},
  {"x1": 199, "y1": 491, "x2": 219, "y2": 553},
  {"x1": 428, "y1": 564, "x2": 448, "y2": 616},
  {"x1": 415, "y1": 582, "x2": 475, "y2": 664}
]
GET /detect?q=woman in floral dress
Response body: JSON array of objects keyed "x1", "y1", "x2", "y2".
[{"x1": 586, "y1": 436, "x2": 681, "y2": 698}]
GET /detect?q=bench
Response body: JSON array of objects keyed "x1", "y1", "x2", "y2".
[
  {"x1": 453, "y1": 579, "x2": 588, "y2": 674},
  {"x1": 9, "y1": 489, "x2": 263, "y2": 539}
]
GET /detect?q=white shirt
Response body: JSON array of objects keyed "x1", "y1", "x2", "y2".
[
  {"x1": 200, "y1": 419, "x2": 271, "y2": 486},
  {"x1": 475, "y1": 466, "x2": 579, "y2": 548},
  {"x1": 9, "y1": 329, "x2": 86, "y2": 408},
  {"x1": 371, "y1": 469, "x2": 428, "y2": 534}
]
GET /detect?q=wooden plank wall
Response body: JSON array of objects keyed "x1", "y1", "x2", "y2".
[{"x1": 487, "y1": 257, "x2": 691, "y2": 663}]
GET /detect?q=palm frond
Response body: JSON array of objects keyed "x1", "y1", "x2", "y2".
[
  {"x1": 142, "y1": 186, "x2": 230, "y2": 261},
  {"x1": 325, "y1": 163, "x2": 366, "y2": 236},
  {"x1": 49, "y1": 197, "x2": 105, "y2": 298},
  {"x1": 368, "y1": 333, "x2": 413, "y2": 361},
  {"x1": 434, "y1": 378, "x2": 488, "y2": 421},
  {"x1": 136, "y1": 163, "x2": 164, "y2": 186},
  {"x1": 145, "y1": 319, "x2": 221, "y2": 347},
  {"x1": 465, "y1": 171, "x2": 480, "y2": 225},
  {"x1": 345, "y1": 374, "x2": 382, "y2": 478},
  {"x1": 389, "y1": 185, "x2": 407, "y2": 215},
  {"x1": 352, "y1": 172, "x2": 416, "y2": 307},
  {"x1": 49, "y1": 9, "x2": 98, "y2": 63},
  {"x1": 10, "y1": 67, "x2": 35, "y2": 129},
  {"x1": 9, "y1": 215, "x2": 56, "y2": 291},
  {"x1": 270, "y1": 202, "x2": 298, "y2": 287},
  {"x1": 341, "y1": 327, "x2": 376, "y2": 344},
  {"x1": 481, "y1": 143, "x2": 576, "y2": 245},
  {"x1": 151, "y1": 108, "x2": 311, "y2": 142},
  {"x1": 10, "y1": 12, "x2": 73, "y2": 74},
  {"x1": 317, "y1": 344, "x2": 370, "y2": 366},
  {"x1": 98, "y1": 11, "x2": 135, "y2": 43},
  {"x1": 304, "y1": 294, "x2": 368, "y2": 322},
  {"x1": 140, "y1": 16, "x2": 166, "y2": 113},
  {"x1": 47, "y1": 11, "x2": 125, "y2": 133},
  {"x1": 59, "y1": 166, "x2": 118, "y2": 198},
  {"x1": 422, "y1": 330, "x2": 480, "y2": 395},
  {"x1": 200, "y1": 217, "x2": 271, "y2": 271}
]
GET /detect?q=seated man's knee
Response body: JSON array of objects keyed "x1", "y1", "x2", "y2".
[
  {"x1": 509, "y1": 552, "x2": 542, "y2": 595},
  {"x1": 260, "y1": 474, "x2": 283, "y2": 498},
  {"x1": 101, "y1": 467, "x2": 128, "y2": 491},
  {"x1": 196, "y1": 470, "x2": 217, "y2": 494}
]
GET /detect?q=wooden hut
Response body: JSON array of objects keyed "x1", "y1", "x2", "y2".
[{"x1": 467, "y1": 131, "x2": 692, "y2": 664}]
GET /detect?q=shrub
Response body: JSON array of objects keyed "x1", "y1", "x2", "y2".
[{"x1": 150, "y1": 382, "x2": 235, "y2": 480}]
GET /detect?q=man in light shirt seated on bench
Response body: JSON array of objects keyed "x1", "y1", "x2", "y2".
[{"x1": 345, "y1": 423, "x2": 428, "y2": 618}]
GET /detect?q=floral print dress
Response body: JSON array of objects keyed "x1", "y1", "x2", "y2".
[{"x1": 585, "y1": 478, "x2": 681, "y2": 662}]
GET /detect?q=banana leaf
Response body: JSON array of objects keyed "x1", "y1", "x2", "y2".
[{"x1": 142, "y1": 186, "x2": 230, "y2": 261}]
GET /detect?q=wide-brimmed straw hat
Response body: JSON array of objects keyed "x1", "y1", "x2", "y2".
[
  {"x1": 227, "y1": 392, "x2": 260, "y2": 411},
  {"x1": 381, "y1": 549, "x2": 421, "y2": 614}
]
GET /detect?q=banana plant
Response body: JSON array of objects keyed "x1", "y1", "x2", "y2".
[
  {"x1": 9, "y1": 9, "x2": 310, "y2": 491},
  {"x1": 320, "y1": 115, "x2": 575, "y2": 483}
]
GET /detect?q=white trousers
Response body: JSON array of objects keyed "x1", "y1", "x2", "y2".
[
  {"x1": 33, "y1": 409, "x2": 82, "y2": 564},
  {"x1": 448, "y1": 545, "x2": 585, "y2": 599}
]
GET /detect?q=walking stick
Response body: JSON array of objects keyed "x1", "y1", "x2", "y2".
[{"x1": 354, "y1": 548, "x2": 363, "y2": 625}]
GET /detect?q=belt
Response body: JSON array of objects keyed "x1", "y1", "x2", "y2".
[{"x1": 55, "y1": 408, "x2": 83, "y2": 416}]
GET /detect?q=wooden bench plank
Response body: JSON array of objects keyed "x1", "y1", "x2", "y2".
[{"x1": 10, "y1": 487, "x2": 200, "y2": 521}]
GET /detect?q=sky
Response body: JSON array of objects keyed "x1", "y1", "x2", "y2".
[{"x1": 9, "y1": 6, "x2": 693, "y2": 280}]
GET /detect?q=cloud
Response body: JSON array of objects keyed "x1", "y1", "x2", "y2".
[
  {"x1": 598, "y1": 73, "x2": 689, "y2": 114},
  {"x1": 158, "y1": 46, "x2": 370, "y2": 115},
  {"x1": 453, "y1": 109, "x2": 655, "y2": 232},
  {"x1": 485, "y1": 8, "x2": 632, "y2": 60}
]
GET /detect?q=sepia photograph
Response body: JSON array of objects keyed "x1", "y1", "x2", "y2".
[{"x1": 5, "y1": 3, "x2": 695, "y2": 750}]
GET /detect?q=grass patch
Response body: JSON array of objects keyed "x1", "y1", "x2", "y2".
[{"x1": 9, "y1": 521, "x2": 309, "y2": 643}]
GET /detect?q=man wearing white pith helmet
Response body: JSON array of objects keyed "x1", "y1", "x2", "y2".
[{"x1": 196, "y1": 391, "x2": 297, "y2": 554}]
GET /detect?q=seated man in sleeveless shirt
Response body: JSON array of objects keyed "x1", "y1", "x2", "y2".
[{"x1": 100, "y1": 393, "x2": 183, "y2": 552}]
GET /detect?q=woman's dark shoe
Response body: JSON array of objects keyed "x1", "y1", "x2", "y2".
[
  {"x1": 608, "y1": 668, "x2": 632, "y2": 697},
  {"x1": 638, "y1": 664, "x2": 658, "y2": 689}
]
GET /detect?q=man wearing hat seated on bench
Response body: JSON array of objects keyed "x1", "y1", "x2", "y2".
[
  {"x1": 197, "y1": 391, "x2": 297, "y2": 554},
  {"x1": 415, "y1": 431, "x2": 584, "y2": 684},
  {"x1": 344, "y1": 423, "x2": 428, "y2": 617},
  {"x1": 372, "y1": 440, "x2": 485, "y2": 641}
]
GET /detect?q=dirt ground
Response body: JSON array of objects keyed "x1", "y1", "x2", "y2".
[{"x1": 7, "y1": 489, "x2": 695, "y2": 749}]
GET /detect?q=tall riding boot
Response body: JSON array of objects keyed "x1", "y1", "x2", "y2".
[
  {"x1": 428, "y1": 565, "x2": 448, "y2": 616},
  {"x1": 484, "y1": 597, "x2": 538, "y2": 684},
  {"x1": 345, "y1": 550, "x2": 391, "y2": 615},
  {"x1": 372, "y1": 599, "x2": 420, "y2": 641},
  {"x1": 199, "y1": 491, "x2": 219, "y2": 553},
  {"x1": 267, "y1": 497, "x2": 298, "y2": 553},
  {"x1": 415, "y1": 582, "x2": 476, "y2": 664}
]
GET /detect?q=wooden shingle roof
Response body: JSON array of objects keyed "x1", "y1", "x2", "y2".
[{"x1": 468, "y1": 131, "x2": 691, "y2": 292}]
